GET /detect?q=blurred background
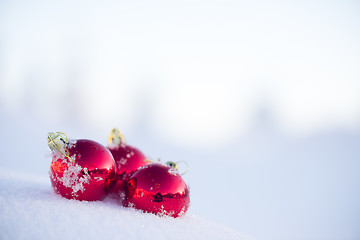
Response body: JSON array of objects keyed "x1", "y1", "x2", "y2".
[{"x1": 0, "y1": 0, "x2": 359, "y2": 240}]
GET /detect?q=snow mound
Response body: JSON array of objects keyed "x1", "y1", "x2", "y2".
[{"x1": 0, "y1": 169, "x2": 250, "y2": 240}]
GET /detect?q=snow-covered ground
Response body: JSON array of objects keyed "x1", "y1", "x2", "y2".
[{"x1": 0, "y1": 168, "x2": 249, "y2": 240}]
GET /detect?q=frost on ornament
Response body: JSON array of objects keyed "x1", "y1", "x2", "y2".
[
  {"x1": 50, "y1": 152, "x2": 92, "y2": 198},
  {"x1": 119, "y1": 157, "x2": 128, "y2": 166},
  {"x1": 157, "y1": 205, "x2": 175, "y2": 218},
  {"x1": 61, "y1": 164, "x2": 91, "y2": 194},
  {"x1": 48, "y1": 132, "x2": 117, "y2": 201},
  {"x1": 167, "y1": 168, "x2": 178, "y2": 176},
  {"x1": 177, "y1": 206, "x2": 187, "y2": 218}
]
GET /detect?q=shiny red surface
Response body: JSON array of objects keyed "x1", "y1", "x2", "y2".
[
  {"x1": 50, "y1": 139, "x2": 116, "y2": 201},
  {"x1": 108, "y1": 143, "x2": 148, "y2": 194},
  {"x1": 125, "y1": 163, "x2": 190, "y2": 218}
]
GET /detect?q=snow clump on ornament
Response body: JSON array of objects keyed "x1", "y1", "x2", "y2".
[{"x1": 48, "y1": 132, "x2": 116, "y2": 201}]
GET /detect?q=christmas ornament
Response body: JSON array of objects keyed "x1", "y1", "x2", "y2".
[
  {"x1": 125, "y1": 163, "x2": 190, "y2": 218},
  {"x1": 107, "y1": 128, "x2": 148, "y2": 195},
  {"x1": 48, "y1": 132, "x2": 116, "y2": 201}
]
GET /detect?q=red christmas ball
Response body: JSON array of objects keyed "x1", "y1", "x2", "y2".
[
  {"x1": 107, "y1": 128, "x2": 148, "y2": 195},
  {"x1": 48, "y1": 132, "x2": 116, "y2": 201},
  {"x1": 125, "y1": 163, "x2": 190, "y2": 218}
]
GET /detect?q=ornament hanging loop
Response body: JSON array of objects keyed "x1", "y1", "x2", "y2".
[
  {"x1": 166, "y1": 161, "x2": 189, "y2": 176},
  {"x1": 47, "y1": 132, "x2": 74, "y2": 163},
  {"x1": 108, "y1": 128, "x2": 126, "y2": 146}
]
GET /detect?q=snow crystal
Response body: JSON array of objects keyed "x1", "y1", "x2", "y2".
[
  {"x1": 157, "y1": 205, "x2": 175, "y2": 218},
  {"x1": 136, "y1": 164, "x2": 151, "y2": 171},
  {"x1": 158, "y1": 161, "x2": 168, "y2": 168},
  {"x1": 119, "y1": 157, "x2": 127, "y2": 165},
  {"x1": 168, "y1": 167, "x2": 178, "y2": 176},
  {"x1": 127, "y1": 202, "x2": 135, "y2": 208},
  {"x1": 108, "y1": 142, "x2": 126, "y2": 149},
  {"x1": 119, "y1": 192, "x2": 126, "y2": 202},
  {"x1": 94, "y1": 176, "x2": 103, "y2": 181},
  {"x1": 50, "y1": 158, "x2": 90, "y2": 195},
  {"x1": 60, "y1": 164, "x2": 91, "y2": 194},
  {"x1": 178, "y1": 206, "x2": 187, "y2": 218}
]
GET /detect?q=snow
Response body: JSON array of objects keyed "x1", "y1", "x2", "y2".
[
  {"x1": 59, "y1": 163, "x2": 90, "y2": 194},
  {"x1": 0, "y1": 111, "x2": 360, "y2": 240},
  {"x1": 49, "y1": 152, "x2": 91, "y2": 197},
  {"x1": 167, "y1": 167, "x2": 178, "y2": 176},
  {"x1": 0, "y1": 168, "x2": 250, "y2": 240}
]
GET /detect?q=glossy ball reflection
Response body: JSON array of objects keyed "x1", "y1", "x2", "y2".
[
  {"x1": 49, "y1": 139, "x2": 116, "y2": 201},
  {"x1": 125, "y1": 163, "x2": 190, "y2": 218},
  {"x1": 108, "y1": 143, "x2": 148, "y2": 195}
]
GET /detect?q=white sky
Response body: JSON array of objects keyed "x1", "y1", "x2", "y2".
[{"x1": 0, "y1": 0, "x2": 359, "y2": 148}]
